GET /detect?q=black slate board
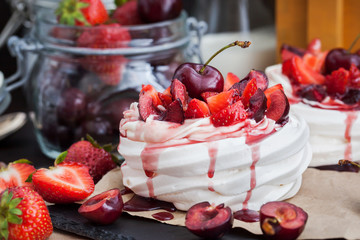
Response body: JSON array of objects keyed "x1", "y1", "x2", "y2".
[{"x1": 48, "y1": 204, "x2": 264, "y2": 240}]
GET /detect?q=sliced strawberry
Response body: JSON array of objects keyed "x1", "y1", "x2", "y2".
[
  {"x1": 171, "y1": 79, "x2": 189, "y2": 111},
  {"x1": 224, "y1": 72, "x2": 240, "y2": 91},
  {"x1": 265, "y1": 89, "x2": 290, "y2": 123},
  {"x1": 158, "y1": 99, "x2": 184, "y2": 124},
  {"x1": 306, "y1": 38, "x2": 322, "y2": 55},
  {"x1": 211, "y1": 100, "x2": 247, "y2": 127},
  {"x1": 264, "y1": 84, "x2": 284, "y2": 108},
  {"x1": 55, "y1": 0, "x2": 109, "y2": 26},
  {"x1": 163, "y1": 86, "x2": 172, "y2": 97},
  {"x1": 138, "y1": 85, "x2": 162, "y2": 121},
  {"x1": 32, "y1": 162, "x2": 95, "y2": 204},
  {"x1": 325, "y1": 67, "x2": 350, "y2": 96},
  {"x1": 282, "y1": 55, "x2": 326, "y2": 85},
  {"x1": 201, "y1": 91, "x2": 219, "y2": 102},
  {"x1": 184, "y1": 99, "x2": 210, "y2": 119},
  {"x1": 349, "y1": 64, "x2": 360, "y2": 88},
  {"x1": 241, "y1": 78, "x2": 258, "y2": 108},
  {"x1": 302, "y1": 51, "x2": 328, "y2": 73},
  {"x1": 112, "y1": 0, "x2": 143, "y2": 25},
  {"x1": 158, "y1": 92, "x2": 173, "y2": 109},
  {"x1": 280, "y1": 44, "x2": 306, "y2": 62},
  {"x1": 206, "y1": 89, "x2": 240, "y2": 114},
  {"x1": 0, "y1": 160, "x2": 35, "y2": 193}
]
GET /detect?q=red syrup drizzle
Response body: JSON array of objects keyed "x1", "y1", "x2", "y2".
[
  {"x1": 233, "y1": 209, "x2": 260, "y2": 222},
  {"x1": 141, "y1": 145, "x2": 162, "y2": 198},
  {"x1": 344, "y1": 111, "x2": 358, "y2": 160},
  {"x1": 207, "y1": 141, "x2": 218, "y2": 192},
  {"x1": 124, "y1": 194, "x2": 176, "y2": 212},
  {"x1": 314, "y1": 111, "x2": 360, "y2": 172},
  {"x1": 152, "y1": 212, "x2": 174, "y2": 221},
  {"x1": 241, "y1": 144, "x2": 260, "y2": 210}
]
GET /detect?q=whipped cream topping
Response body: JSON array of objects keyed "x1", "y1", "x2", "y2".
[
  {"x1": 118, "y1": 103, "x2": 311, "y2": 211},
  {"x1": 266, "y1": 64, "x2": 360, "y2": 166}
]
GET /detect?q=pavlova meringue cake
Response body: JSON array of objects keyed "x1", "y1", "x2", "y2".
[
  {"x1": 118, "y1": 69, "x2": 311, "y2": 212},
  {"x1": 266, "y1": 38, "x2": 360, "y2": 167}
]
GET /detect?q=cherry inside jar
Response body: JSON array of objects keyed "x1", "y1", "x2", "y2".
[{"x1": 15, "y1": 9, "x2": 204, "y2": 158}]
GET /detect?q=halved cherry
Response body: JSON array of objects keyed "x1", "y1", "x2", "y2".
[
  {"x1": 78, "y1": 188, "x2": 123, "y2": 225},
  {"x1": 264, "y1": 88, "x2": 289, "y2": 123},
  {"x1": 158, "y1": 99, "x2": 184, "y2": 124},
  {"x1": 244, "y1": 70, "x2": 269, "y2": 91},
  {"x1": 170, "y1": 79, "x2": 189, "y2": 111},
  {"x1": 138, "y1": 85, "x2": 162, "y2": 121},
  {"x1": 248, "y1": 89, "x2": 267, "y2": 122},
  {"x1": 260, "y1": 201, "x2": 308, "y2": 240},
  {"x1": 185, "y1": 202, "x2": 233, "y2": 239}
]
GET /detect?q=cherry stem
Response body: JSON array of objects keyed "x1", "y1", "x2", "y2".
[
  {"x1": 199, "y1": 40, "x2": 251, "y2": 74},
  {"x1": 338, "y1": 159, "x2": 360, "y2": 168},
  {"x1": 348, "y1": 33, "x2": 360, "y2": 52}
]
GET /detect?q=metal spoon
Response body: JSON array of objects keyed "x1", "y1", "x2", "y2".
[{"x1": 0, "y1": 112, "x2": 27, "y2": 141}]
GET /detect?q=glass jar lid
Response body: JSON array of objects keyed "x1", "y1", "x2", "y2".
[{"x1": 31, "y1": 8, "x2": 192, "y2": 57}]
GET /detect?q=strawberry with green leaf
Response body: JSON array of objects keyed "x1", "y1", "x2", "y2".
[
  {"x1": 0, "y1": 160, "x2": 36, "y2": 193},
  {"x1": 0, "y1": 187, "x2": 53, "y2": 240},
  {"x1": 64, "y1": 135, "x2": 120, "y2": 183},
  {"x1": 55, "y1": 0, "x2": 109, "y2": 26}
]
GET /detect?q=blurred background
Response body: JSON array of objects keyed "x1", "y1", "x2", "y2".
[{"x1": 0, "y1": 0, "x2": 276, "y2": 78}]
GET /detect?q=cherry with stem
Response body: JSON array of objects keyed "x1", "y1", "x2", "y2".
[{"x1": 173, "y1": 40, "x2": 251, "y2": 99}]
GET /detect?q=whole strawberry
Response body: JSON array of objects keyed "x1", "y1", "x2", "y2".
[
  {"x1": 64, "y1": 135, "x2": 119, "y2": 183},
  {"x1": 55, "y1": 0, "x2": 109, "y2": 26},
  {"x1": 0, "y1": 160, "x2": 36, "y2": 193},
  {"x1": 112, "y1": 0, "x2": 143, "y2": 25},
  {"x1": 76, "y1": 23, "x2": 131, "y2": 85},
  {"x1": 0, "y1": 187, "x2": 53, "y2": 240},
  {"x1": 32, "y1": 161, "x2": 95, "y2": 204}
]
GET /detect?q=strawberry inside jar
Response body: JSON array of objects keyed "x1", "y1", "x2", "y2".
[{"x1": 10, "y1": 0, "x2": 205, "y2": 159}]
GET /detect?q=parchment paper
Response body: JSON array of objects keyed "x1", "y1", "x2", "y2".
[{"x1": 55, "y1": 167, "x2": 360, "y2": 240}]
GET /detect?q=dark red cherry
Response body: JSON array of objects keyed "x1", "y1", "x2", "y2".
[
  {"x1": 138, "y1": 0, "x2": 183, "y2": 23},
  {"x1": 78, "y1": 188, "x2": 123, "y2": 225},
  {"x1": 296, "y1": 84, "x2": 327, "y2": 102},
  {"x1": 248, "y1": 89, "x2": 267, "y2": 122},
  {"x1": 324, "y1": 48, "x2": 360, "y2": 75},
  {"x1": 173, "y1": 41, "x2": 251, "y2": 99},
  {"x1": 265, "y1": 88, "x2": 289, "y2": 124},
  {"x1": 185, "y1": 202, "x2": 233, "y2": 239},
  {"x1": 173, "y1": 63, "x2": 224, "y2": 99},
  {"x1": 57, "y1": 88, "x2": 87, "y2": 125},
  {"x1": 260, "y1": 201, "x2": 308, "y2": 240}
]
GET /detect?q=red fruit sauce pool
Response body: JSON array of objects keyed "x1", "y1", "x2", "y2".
[{"x1": 152, "y1": 212, "x2": 174, "y2": 221}]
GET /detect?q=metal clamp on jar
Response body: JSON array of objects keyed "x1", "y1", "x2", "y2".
[{"x1": 5, "y1": 5, "x2": 207, "y2": 159}]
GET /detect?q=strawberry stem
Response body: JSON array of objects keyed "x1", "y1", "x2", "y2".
[
  {"x1": 199, "y1": 41, "x2": 251, "y2": 74},
  {"x1": 348, "y1": 33, "x2": 360, "y2": 52},
  {"x1": 338, "y1": 159, "x2": 360, "y2": 168},
  {"x1": 55, "y1": 0, "x2": 90, "y2": 26},
  {"x1": 55, "y1": 151, "x2": 68, "y2": 165}
]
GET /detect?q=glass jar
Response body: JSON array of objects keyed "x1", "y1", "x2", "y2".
[{"x1": 8, "y1": 9, "x2": 206, "y2": 159}]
